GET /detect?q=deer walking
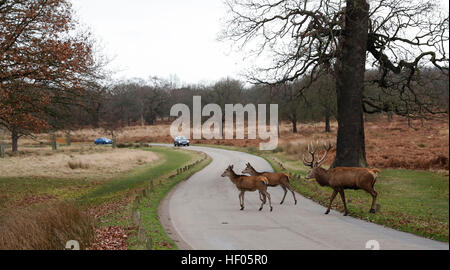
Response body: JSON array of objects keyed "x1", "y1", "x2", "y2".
[
  {"x1": 221, "y1": 165, "x2": 273, "y2": 212},
  {"x1": 242, "y1": 163, "x2": 297, "y2": 205},
  {"x1": 303, "y1": 143, "x2": 380, "y2": 216}
]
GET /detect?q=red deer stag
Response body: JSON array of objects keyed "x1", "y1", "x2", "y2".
[
  {"x1": 303, "y1": 143, "x2": 380, "y2": 216},
  {"x1": 221, "y1": 165, "x2": 273, "y2": 212},
  {"x1": 242, "y1": 163, "x2": 297, "y2": 205}
]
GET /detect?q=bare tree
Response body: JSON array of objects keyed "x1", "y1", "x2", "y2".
[
  {"x1": 274, "y1": 81, "x2": 303, "y2": 133},
  {"x1": 221, "y1": 0, "x2": 448, "y2": 167},
  {"x1": 309, "y1": 74, "x2": 336, "y2": 132},
  {"x1": 209, "y1": 78, "x2": 244, "y2": 135}
]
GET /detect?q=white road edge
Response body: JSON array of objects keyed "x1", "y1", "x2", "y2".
[{"x1": 154, "y1": 144, "x2": 448, "y2": 250}]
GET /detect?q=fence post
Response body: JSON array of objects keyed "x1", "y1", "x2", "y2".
[
  {"x1": 51, "y1": 133, "x2": 57, "y2": 151},
  {"x1": 65, "y1": 131, "x2": 71, "y2": 146},
  {"x1": 0, "y1": 142, "x2": 5, "y2": 158},
  {"x1": 138, "y1": 225, "x2": 146, "y2": 245},
  {"x1": 145, "y1": 237, "x2": 153, "y2": 250},
  {"x1": 112, "y1": 133, "x2": 116, "y2": 149},
  {"x1": 132, "y1": 210, "x2": 141, "y2": 226}
]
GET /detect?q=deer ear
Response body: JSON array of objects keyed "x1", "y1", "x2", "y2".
[{"x1": 230, "y1": 164, "x2": 234, "y2": 169}]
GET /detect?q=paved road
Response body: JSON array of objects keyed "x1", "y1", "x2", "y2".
[{"x1": 157, "y1": 144, "x2": 448, "y2": 250}]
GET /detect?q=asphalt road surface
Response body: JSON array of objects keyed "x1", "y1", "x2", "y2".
[{"x1": 156, "y1": 144, "x2": 448, "y2": 250}]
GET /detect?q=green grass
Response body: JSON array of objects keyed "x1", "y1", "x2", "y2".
[
  {"x1": 0, "y1": 146, "x2": 193, "y2": 210},
  {"x1": 127, "y1": 155, "x2": 211, "y2": 250},
  {"x1": 196, "y1": 143, "x2": 449, "y2": 242},
  {"x1": 0, "y1": 145, "x2": 209, "y2": 250},
  {"x1": 0, "y1": 177, "x2": 97, "y2": 211},
  {"x1": 79, "y1": 146, "x2": 192, "y2": 205}
]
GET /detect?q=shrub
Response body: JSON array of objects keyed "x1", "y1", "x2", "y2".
[
  {"x1": 68, "y1": 160, "x2": 90, "y2": 170},
  {"x1": 116, "y1": 143, "x2": 131, "y2": 148},
  {"x1": 0, "y1": 202, "x2": 95, "y2": 250}
]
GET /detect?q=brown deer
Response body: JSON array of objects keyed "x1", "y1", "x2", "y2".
[
  {"x1": 303, "y1": 143, "x2": 380, "y2": 216},
  {"x1": 242, "y1": 163, "x2": 297, "y2": 205},
  {"x1": 221, "y1": 165, "x2": 273, "y2": 212}
]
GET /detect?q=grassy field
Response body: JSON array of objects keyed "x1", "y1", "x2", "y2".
[
  {"x1": 198, "y1": 144, "x2": 449, "y2": 242},
  {"x1": 18, "y1": 116, "x2": 449, "y2": 171},
  {"x1": 0, "y1": 145, "x2": 207, "y2": 249},
  {"x1": 79, "y1": 146, "x2": 191, "y2": 205}
]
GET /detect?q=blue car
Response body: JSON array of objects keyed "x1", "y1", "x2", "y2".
[
  {"x1": 94, "y1": 137, "x2": 113, "y2": 145},
  {"x1": 174, "y1": 136, "x2": 189, "y2": 147}
]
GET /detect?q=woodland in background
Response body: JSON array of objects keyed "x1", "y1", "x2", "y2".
[
  {"x1": 44, "y1": 68, "x2": 448, "y2": 133},
  {"x1": 1, "y1": 69, "x2": 449, "y2": 152}
]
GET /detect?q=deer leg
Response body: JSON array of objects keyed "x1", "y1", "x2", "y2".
[
  {"x1": 369, "y1": 190, "x2": 378, "y2": 213},
  {"x1": 260, "y1": 192, "x2": 267, "y2": 204},
  {"x1": 258, "y1": 192, "x2": 265, "y2": 211},
  {"x1": 338, "y1": 189, "x2": 348, "y2": 216},
  {"x1": 264, "y1": 191, "x2": 273, "y2": 212},
  {"x1": 280, "y1": 186, "x2": 288, "y2": 204},
  {"x1": 259, "y1": 191, "x2": 266, "y2": 204},
  {"x1": 239, "y1": 191, "x2": 244, "y2": 210},
  {"x1": 286, "y1": 183, "x2": 297, "y2": 205},
  {"x1": 238, "y1": 192, "x2": 241, "y2": 209},
  {"x1": 325, "y1": 190, "x2": 338, "y2": 215}
]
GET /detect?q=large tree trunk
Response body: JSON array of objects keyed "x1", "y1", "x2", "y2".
[
  {"x1": 325, "y1": 109, "x2": 331, "y2": 133},
  {"x1": 11, "y1": 130, "x2": 18, "y2": 153},
  {"x1": 291, "y1": 113, "x2": 297, "y2": 133},
  {"x1": 332, "y1": 0, "x2": 369, "y2": 168}
]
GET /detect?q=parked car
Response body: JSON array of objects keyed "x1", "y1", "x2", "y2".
[
  {"x1": 174, "y1": 136, "x2": 189, "y2": 147},
  {"x1": 94, "y1": 137, "x2": 113, "y2": 145}
]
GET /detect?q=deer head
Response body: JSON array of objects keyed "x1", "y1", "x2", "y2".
[
  {"x1": 303, "y1": 142, "x2": 333, "y2": 179},
  {"x1": 241, "y1": 162, "x2": 255, "y2": 175},
  {"x1": 221, "y1": 165, "x2": 234, "y2": 178}
]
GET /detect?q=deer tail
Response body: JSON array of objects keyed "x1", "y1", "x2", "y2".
[
  {"x1": 369, "y1": 168, "x2": 380, "y2": 188},
  {"x1": 259, "y1": 176, "x2": 269, "y2": 186},
  {"x1": 283, "y1": 173, "x2": 290, "y2": 182}
]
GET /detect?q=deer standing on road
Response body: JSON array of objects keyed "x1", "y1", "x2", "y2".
[
  {"x1": 303, "y1": 143, "x2": 380, "y2": 216},
  {"x1": 221, "y1": 165, "x2": 273, "y2": 212},
  {"x1": 242, "y1": 163, "x2": 297, "y2": 205}
]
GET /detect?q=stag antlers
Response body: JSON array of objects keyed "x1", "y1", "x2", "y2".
[{"x1": 302, "y1": 142, "x2": 333, "y2": 168}]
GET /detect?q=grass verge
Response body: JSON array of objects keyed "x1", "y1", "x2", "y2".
[
  {"x1": 127, "y1": 153, "x2": 211, "y2": 250},
  {"x1": 94, "y1": 146, "x2": 211, "y2": 250}
]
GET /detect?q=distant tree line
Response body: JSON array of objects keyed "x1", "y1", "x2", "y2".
[{"x1": 68, "y1": 68, "x2": 448, "y2": 137}]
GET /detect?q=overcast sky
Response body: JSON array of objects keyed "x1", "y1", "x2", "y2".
[
  {"x1": 72, "y1": 0, "x2": 246, "y2": 86},
  {"x1": 72, "y1": 0, "x2": 449, "y2": 86}
]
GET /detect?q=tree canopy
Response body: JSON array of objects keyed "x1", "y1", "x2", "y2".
[{"x1": 0, "y1": 0, "x2": 103, "y2": 151}]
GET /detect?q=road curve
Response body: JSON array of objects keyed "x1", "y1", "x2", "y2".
[{"x1": 156, "y1": 144, "x2": 448, "y2": 250}]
